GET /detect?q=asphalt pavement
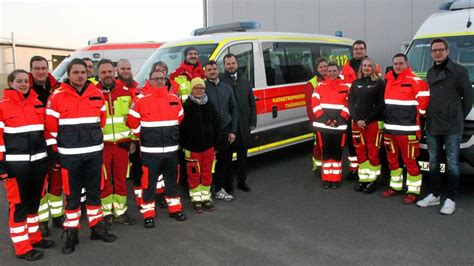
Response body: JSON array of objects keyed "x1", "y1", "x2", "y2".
[{"x1": 0, "y1": 142, "x2": 473, "y2": 265}]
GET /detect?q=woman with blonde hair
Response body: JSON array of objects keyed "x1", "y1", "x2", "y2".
[{"x1": 348, "y1": 57, "x2": 385, "y2": 194}]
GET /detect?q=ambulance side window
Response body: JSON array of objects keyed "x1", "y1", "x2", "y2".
[{"x1": 216, "y1": 43, "x2": 254, "y2": 88}]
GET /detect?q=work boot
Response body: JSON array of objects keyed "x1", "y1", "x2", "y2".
[
  {"x1": 32, "y1": 239, "x2": 55, "y2": 249},
  {"x1": 403, "y1": 194, "x2": 418, "y2": 205},
  {"x1": 193, "y1": 202, "x2": 203, "y2": 213},
  {"x1": 322, "y1": 181, "x2": 330, "y2": 189},
  {"x1": 16, "y1": 249, "x2": 44, "y2": 261},
  {"x1": 114, "y1": 212, "x2": 136, "y2": 226},
  {"x1": 144, "y1": 217, "x2": 155, "y2": 228},
  {"x1": 382, "y1": 189, "x2": 398, "y2": 198},
  {"x1": 39, "y1": 221, "x2": 50, "y2": 237},
  {"x1": 202, "y1": 200, "x2": 215, "y2": 212},
  {"x1": 362, "y1": 182, "x2": 377, "y2": 194},
  {"x1": 169, "y1": 211, "x2": 187, "y2": 222},
  {"x1": 331, "y1": 182, "x2": 341, "y2": 189},
  {"x1": 237, "y1": 181, "x2": 251, "y2": 192},
  {"x1": 103, "y1": 214, "x2": 114, "y2": 231},
  {"x1": 156, "y1": 193, "x2": 167, "y2": 209},
  {"x1": 61, "y1": 228, "x2": 79, "y2": 255},
  {"x1": 52, "y1": 215, "x2": 64, "y2": 228},
  {"x1": 90, "y1": 220, "x2": 117, "y2": 242}
]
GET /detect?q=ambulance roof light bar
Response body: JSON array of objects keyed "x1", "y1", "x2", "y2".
[
  {"x1": 191, "y1": 21, "x2": 261, "y2": 36},
  {"x1": 439, "y1": 0, "x2": 473, "y2": 10},
  {"x1": 88, "y1": 37, "x2": 108, "y2": 45}
]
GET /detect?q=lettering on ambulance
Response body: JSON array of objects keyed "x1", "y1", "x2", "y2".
[{"x1": 257, "y1": 84, "x2": 307, "y2": 114}]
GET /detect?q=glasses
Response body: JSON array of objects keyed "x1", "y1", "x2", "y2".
[
  {"x1": 150, "y1": 77, "x2": 165, "y2": 81},
  {"x1": 32, "y1": 67, "x2": 48, "y2": 71},
  {"x1": 431, "y1": 48, "x2": 446, "y2": 54}
]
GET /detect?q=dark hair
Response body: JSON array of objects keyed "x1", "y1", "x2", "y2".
[
  {"x1": 353, "y1": 40, "x2": 367, "y2": 49},
  {"x1": 67, "y1": 58, "x2": 87, "y2": 75},
  {"x1": 223, "y1": 53, "x2": 237, "y2": 64},
  {"x1": 29, "y1": 55, "x2": 48, "y2": 69},
  {"x1": 205, "y1": 60, "x2": 217, "y2": 67},
  {"x1": 315, "y1": 58, "x2": 327, "y2": 69},
  {"x1": 392, "y1": 53, "x2": 408, "y2": 62},
  {"x1": 183, "y1": 47, "x2": 198, "y2": 57},
  {"x1": 327, "y1": 61, "x2": 339, "y2": 70},
  {"x1": 7, "y1": 69, "x2": 29, "y2": 84},
  {"x1": 82, "y1": 57, "x2": 93, "y2": 63},
  {"x1": 431, "y1": 38, "x2": 449, "y2": 50},
  {"x1": 97, "y1": 59, "x2": 114, "y2": 69},
  {"x1": 151, "y1": 61, "x2": 168, "y2": 73},
  {"x1": 149, "y1": 69, "x2": 165, "y2": 79}
]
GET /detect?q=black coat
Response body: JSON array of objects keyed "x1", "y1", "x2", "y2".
[
  {"x1": 219, "y1": 72, "x2": 257, "y2": 147},
  {"x1": 426, "y1": 58, "x2": 472, "y2": 135},
  {"x1": 179, "y1": 98, "x2": 220, "y2": 152},
  {"x1": 205, "y1": 79, "x2": 239, "y2": 135},
  {"x1": 348, "y1": 76, "x2": 385, "y2": 123}
]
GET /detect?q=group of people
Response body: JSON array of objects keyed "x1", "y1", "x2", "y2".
[
  {"x1": 305, "y1": 38, "x2": 471, "y2": 214},
  {"x1": 1, "y1": 47, "x2": 256, "y2": 260}
]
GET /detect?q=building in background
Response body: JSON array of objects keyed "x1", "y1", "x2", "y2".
[{"x1": 205, "y1": 0, "x2": 445, "y2": 71}]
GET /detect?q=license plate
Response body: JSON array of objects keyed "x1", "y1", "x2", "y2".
[{"x1": 418, "y1": 161, "x2": 446, "y2": 173}]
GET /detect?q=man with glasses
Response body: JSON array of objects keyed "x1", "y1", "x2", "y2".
[
  {"x1": 82, "y1": 57, "x2": 99, "y2": 84},
  {"x1": 417, "y1": 38, "x2": 472, "y2": 215},
  {"x1": 29, "y1": 56, "x2": 64, "y2": 238}
]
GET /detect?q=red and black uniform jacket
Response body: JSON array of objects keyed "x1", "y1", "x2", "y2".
[
  {"x1": 45, "y1": 81, "x2": 106, "y2": 159},
  {"x1": 128, "y1": 81, "x2": 184, "y2": 159},
  {"x1": 0, "y1": 89, "x2": 49, "y2": 174},
  {"x1": 384, "y1": 68, "x2": 430, "y2": 136},
  {"x1": 311, "y1": 78, "x2": 351, "y2": 133},
  {"x1": 29, "y1": 73, "x2": 59, "y2": 105},
  {"x1": 169, "y1": 61, "x2": 206, "y2": 81},
  {"x1": 348, "y1": 76, "x2": 385, "y2": 123}
]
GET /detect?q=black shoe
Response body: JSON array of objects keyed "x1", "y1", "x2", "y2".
[
  {"x1": 61, "y1": 228, "x2": 79, "y2": 255},
  {"x1": 237, "y1": 181, "x2": 251, "y2": 192},
  {"x1": 32, "y1": 239, "x2": 55, "y2": 249},
  {"x1": 156, "y1": 194, "x2": 167, "y2": 209},
  {"x1": 322, "y1": 181, "x2": 331, "y2": 189},
  {"x1": 331, "y1": 182, "x2": 341, "y2": 189},
  {"x1": 16, "y1": 249, "x2": 44, "y2": 261},
  {"x1": 202, "y1": 201, "x2": 215, "y2": 212},
  {"x1": 362, "y1": 182, "x2": 377, "y2": 194},
  {"x1": 144, "y1": 217, "x2": 155, "y2": 229},
  {"x1": 193, "y1": 202, "x2": 203, "y2": 213},
  {"x1": 345, "y1": 171, "x2": 358, "y2": 180},
  {"x1": 114, "y1": 212, "x2": 136, "y2": 226},
  {"x1": 52, "y1": 215, "x2": 64, "y2": 228},
  {"x1": 39, "y1": 221, "x2": 50, "y2": 237},
  {"x1": 90, "y1": 221, "x2": 117, "y2": 242},
  {"x1": 226, "y1": 185, "x2": 234, "y2": 195},
  {"x1": 103, "y1": 214, "x2": 114, "y2": 231},
  {"x1": 169, "y1": 211, "x2": 187, "y2": 222},
  {"x1": 354, "y1": 182, "x2": 367, "y2": 192}
]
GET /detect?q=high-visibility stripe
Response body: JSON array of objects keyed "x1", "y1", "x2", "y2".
[
  {"x1": 46, "y1": 138, "x2": 56, "y2": 145},
  {"x1": 384, "y1": 124, "x2": 420, "y2": 131},
  {"x1": 342, "y1": 107, "x2": 350, "y2": 114},
  {"x1": 11, "y1": 235, "x2": 29, "y2": 243},
  {"x1": 4, "y1": 124, "x2": 44, "y2": 134},
  {"x1": 65, "y1": 211, "x2": 81, "y2": 219},
  {"x1": 58, "y1": 144, "x2": 104, "y2": 155},
  {"x1": 50, "y1": 209, "x2": 63, "y2": 215},
  {"x1": 321, "y1": 103, "x2": 344, "y2": 109},
  {"x1": 407, "y1": 180, "x2": 422, "y2": 186},
  {"x1": 48, "y1": 200, "x2": 63, "y2": 208},
  {"x1": 419, "y1": 109, "x2": 426, "y2": 115},
  {"x1": 38, "y1": 212, "x2": 49, "y2": 221},
  {"x1": 101, "y1": 106, "x2": 106, "y2": 111},
  {"x1": 50, "y1": 132, "x2": 58, "y2": 137},
  {"x1": 141, "y1": 120, "x2": 179, "y2": 127},
  {"x1": 0, "y1": 145, "x2": 5, "y2": 152},
  {"x1": 5, "y1": 152, "x2": 47, "y2": 162},
  {"x1": 28, "y1": 226, "x2": 39, "y2": 233},
  {"x1": 178, "y1": 109, "x2": 183, "y2": 117},
  {"x1": 46, "y1": 108, "x2": 60, "y2": 118},
  {"x1": 59, "y1": 117, "x2": 100, "y2": 125},
  {"x1": 312, "y1": 92, "x2": 320, "y2": 99},
  {"x1": 103, "y1": 131, "x2": 131, "y2": 141},
  {"x1": 390, "y1": 183, "x2": 403, "y2": 188},
  {"x1": 141, "y1": 145, "x2": 179, "y2": 153},
  {"x1": 385, "y1": 99, "x2": 418, "y2": 106},
  {"x1": 10, "y1": 225, "x2": 26, "y2": 234},
  {"x1": 27, "y1": 216, "x2": 39, "y2": 223},
  {"x1": 416, "y1": 91, "x2": 430, "y2": 97},
  {"x1": 129, "y1": 109, "x2": 141, "y2": 118},
  {"x1": 166, "y1": 198, "x2": 181, "y2": 206},
  {"x1": 407, "y1": 185, "x2": 420, "y2": 192},
  {"x1": 0, "y1": 122, "x2": 4, "y2": 128},
  {"x1": 106, "y1": 117, "x2": 125, "y2": 124},
  {"x1": 312, "y1": 122, "x2": 347, "y2": 130},
  {"x1": 313, "y1": 106, "x2": 322, "y2": 113},
  {"x1": 132, "y1": 126, "x2": 141, "y2": 134},
  {"x1": 391, "y1": 175, "x2": 403, "y2": 182}
]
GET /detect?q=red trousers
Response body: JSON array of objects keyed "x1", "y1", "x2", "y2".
[
  {"x1": 383, "y1": 134, "x2": 420, "y2": 176},
  {"x1": 318, "y1": 131, "x2": 345, "y2": 182},
  {"x1": 101, "y1": 143, "x2": 129, "y2": 198},
  {"x1": 44, "y1": 165, "x2": 62, "y2": 197},
  {"x1": 186, "y1": 147, "x2": 214, "y2": 189},
  {"x1": 352, "y1": 121, "x2": 382, "y2": 166}
]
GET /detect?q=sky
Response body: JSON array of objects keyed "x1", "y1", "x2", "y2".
[{"x1": 0, "y1": 0, "x2": 204, "y2": 49}]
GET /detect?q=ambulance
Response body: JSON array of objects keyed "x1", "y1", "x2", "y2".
[
  {"x1": 406, "y1": 0, "x2": 474, "y2": 174},
  {"x1": 135, "y1": 22, "x2": 353, "y2": 156},
  {"x1": 52, "y1": 37, "x2": 163, "y2": 81}
]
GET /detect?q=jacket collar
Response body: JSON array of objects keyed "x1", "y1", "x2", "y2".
[
  {"x1": 3, "y1": 88, "x2": 39, "y2": 104},
  {"x1": 28, "y1": 73, "x2": 58, "y2": 89},
  {"x1": 142, "y1": 80, "x2": 169, "y2": 97}
]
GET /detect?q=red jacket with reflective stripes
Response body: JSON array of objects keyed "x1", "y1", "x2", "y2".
[
  {"x1": 0, "y1": 89, "x2": 48, "y2": 167},
  {"x1": 311, "y1": 78, "x2": 351, "y2": 132},
  {"x1": 128, "y1": 81, "x2": 183, "y2": 158},
  {"x1": 45, "y1": 81, "x2": 106, "y2": 158},
  {"x1": 384, "y1": 68, "x2": 429, "y2": 136},
  {"x1": 169, "y1": 62, "x2": 205, "y2": 81}
]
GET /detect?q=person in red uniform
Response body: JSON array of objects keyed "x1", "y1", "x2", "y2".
[
  {"x1": 1, "y1": 69, "x2": 55, "y2": 261},
  {"x1": 169, "y1": 47, "x2": 206, "y2": 83},
  {"x1": 341, "y1": 40, "x2": 381, "y2": 180},
  {"x1": 304, "y1": 58, "x2": 328, "y2": 174},
  {"x1": 128, "y1": 70, "x2": 187, "y2": 228},
  {"x1": 153, "y1": 61, "x2": 179, "y2": 95},
  {"x1": 45, "y1": 59, "x2": 116, "y2": 254},
  {"x1": 311, "y1": 62, "x2": 351, "y2": 189},
  {"x1": 382, "y1": 53, "x2": 429, "y2": 204},
  {"x1": 28, "y1": 56, "x2": 64, "y2": 237},
  {"x1": 348, "y1": 58, "x2": 385, "y2": 194},
  {"x1": 116, "y1": 59, "x2": 139, "y2": 89}
]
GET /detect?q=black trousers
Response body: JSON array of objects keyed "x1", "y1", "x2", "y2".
[
  {"x1": 129, "y1": 146, "x2": 143, "y2": 188},
  {"x1": 230, "y1": 144, "x2": 249, "y2": 182},
  {"x1": 142, "y1": 154, "x2": 179, "y2": 203},
  {"x1": 5, "y1": 160, "x2": 47, "y2": 222},
  {"x1": 214, "y1": 133, "x2": 233, "y2": 192},
  {"x1": 320, "y1": 131, "x2": 344, "y2": 161},
  {"x1": 60, "y1": 155, "x2": 103, "y2": 210}
]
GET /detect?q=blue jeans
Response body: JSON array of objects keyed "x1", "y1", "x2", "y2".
[{"x1": 426, "y1": 132, "x2": 462, "y2": 200}]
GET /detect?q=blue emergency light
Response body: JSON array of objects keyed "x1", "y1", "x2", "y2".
[
  {"x1": 88, "y1": 37, "x2": 108, "y2": 45},
  {"x1": 191, "y1": 21, "x2": 261, "y2": 36}
]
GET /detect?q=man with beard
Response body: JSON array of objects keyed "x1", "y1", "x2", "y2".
[
  {"x1": 116, "y1": 59, "x2": 139, "y2": 89},
  {"x1": 96, "y1": 59, "x2": 136, "y2": 228},
  {"x1": 29, "y1": 56, "x2": 64, "y2": 238},
  {"x1": 218, "y1": 54, "x2": 256, "y2": 193},
  {"x1": 170, "y1": 47, "x2": 206, "y2": 101}
]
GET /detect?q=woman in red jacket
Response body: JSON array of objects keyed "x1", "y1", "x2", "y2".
[{"x1": 1, "y1": 70, "x2": 55, "y2": 261}]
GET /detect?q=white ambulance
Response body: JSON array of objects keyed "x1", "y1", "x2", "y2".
[
  {"x1": 135, "y1": 22, "x2": 354, "y2": 156},
  {"x1": 406, "y1": 0, "x2": 474, "y2": 174}
]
